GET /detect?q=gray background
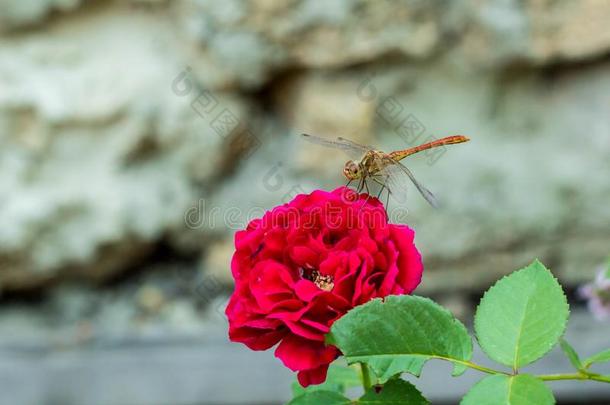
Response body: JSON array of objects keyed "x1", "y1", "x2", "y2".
[{"x1": 0, "y1": 0, "x2": 609, "y2": 404}]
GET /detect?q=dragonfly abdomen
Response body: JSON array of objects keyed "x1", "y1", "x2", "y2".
[{"x1": 389, "y1": 135, "x2": 469, "y2": 161}]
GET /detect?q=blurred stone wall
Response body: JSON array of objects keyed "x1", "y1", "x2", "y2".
[{"x1": 0, "y1": 0, "x2": 609, "y2": 295}]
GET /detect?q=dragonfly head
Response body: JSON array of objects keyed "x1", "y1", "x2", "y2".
[{"x1": 343, "y1": 160, "x2": 363, "y2": 180}]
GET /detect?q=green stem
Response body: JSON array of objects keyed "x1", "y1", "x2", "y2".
[
  {"x1": 354, "y1": 357, "x2": 610, "y2": 388},
  {"x1": 445, "y1": 358, "x2": 510, "y2": 376},
  {"x1": 590, "y1": 375, "x2": 610, "y2": 384},
  {"x1": 538, "y1": 373, "x2": 610, "y2": 383},
  {"x1": 361, "y1": 363, "x2": 372, "y2": 389},
  {"x1": 446, "y1": 357, "x2": 610, "y2": 384},
  {"x1": 538, "y1": 373, "x2": 587, "y2": 381}
]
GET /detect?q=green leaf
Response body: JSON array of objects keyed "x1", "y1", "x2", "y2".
[
  {"x1": 474, "y1": 260, "x2": 569, "y2": 370},
  {"x1": 359, "y1": 379, "x2": 428, "y2": 404},
  {"x1": 583, "y1": 348, "x2": 610, "y2": 369},
  {"x1": 291, "y1": 363, "x2": 361, "y2": 396},
  {"x1": 288, "y1": 390, "x2": 350, "y2": 405},
  {"x1": 289, "y1": 380, "x2": 428, "y2": 405},
  {"x1": 461, "y1": 374, "x2": 555, "y2": 405},
  {"x1": 559, "y1": 339, "x2": 583, "y2": 370},
  {"x1": 328, "y1": 295, "x2": 472, "y2": 383}
]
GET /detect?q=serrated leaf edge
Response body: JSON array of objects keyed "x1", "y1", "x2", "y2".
[
  {"x1": 474, "y1": 259, "x2": 570, "y2": 370},
  {"x1": 330, "y1": 295, "x2": 473, "y2": 382}
]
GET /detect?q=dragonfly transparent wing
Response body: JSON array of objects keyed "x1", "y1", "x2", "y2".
[
  {"x1": 301, "y1": 133, "x2": 368, "y2": 159},
  {"x1": 336, "y1": 136, "x2": 375, "y2": 151},
  {"x1": 380, "y1": 159, "x2": 439, "y2": 208},
  {"x1": 377, "y1": 163, "x2": 409, "y2": 205}
]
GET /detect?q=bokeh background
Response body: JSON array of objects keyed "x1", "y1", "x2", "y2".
[{"x1": 1, "y1": 1, "x2": 609, "y2": 404}]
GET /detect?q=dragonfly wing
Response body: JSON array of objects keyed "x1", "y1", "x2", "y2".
[
  {"x1": 336, "y1": 136, "x2": 375, "y2": 151},
  {"x1": 377, "y1": 163, "x2": 410, "y2": 205},
  {"x1": 382, "y1": 159, "x2": 439, "y2": 208},
  {"x1": 301, "y1": 133, "x2": 368, "y2": 159}
]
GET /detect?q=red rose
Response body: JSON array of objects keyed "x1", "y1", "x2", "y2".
[{"x1": 226, "y1": 187, "x2": 423, "y2": 386}]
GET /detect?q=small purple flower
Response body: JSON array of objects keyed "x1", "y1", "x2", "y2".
[{"x1": 579, "y1": 263, "x2": 610, "y2": 320}]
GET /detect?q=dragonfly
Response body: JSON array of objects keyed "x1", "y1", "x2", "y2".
[{"x1": 301, "y1": 133, "x2": 470, "y2": 208}]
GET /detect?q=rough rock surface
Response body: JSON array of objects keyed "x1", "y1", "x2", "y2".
[
  {"x1": 0, "y1": 0, "x2": 609, "y2": 293},
  {"x1": 0, "y1": 4, "x2": 252, "y2": 289},
  {"x1": 0, "y1": 0, "x2": 82, "y2": 31},
  {"x1": 177, "y1": 0, "x2": 610, "y2": 88}
]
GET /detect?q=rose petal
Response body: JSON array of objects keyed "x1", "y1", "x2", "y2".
[
  {"x1": 275, "y1": 334, "x2": 338, "y2": 371},
  {"x1": 290, "y1": 245, "x2": 319, "y2": 267},
  {"x1": 226, "y1": 186, "x2": 424, "y2": 388},
  {"x1": 294, "y1": 279, "x2": 324, "y2": 301},
  {"x1": 297, "y1": 363, "x2": 331, "y2": 387},
  {"x1": 391, "y1": 225, "x2": 423, "y2": 293},
  {"x1": 229, "y1": 323, "x2": 286, "y2": 351}
]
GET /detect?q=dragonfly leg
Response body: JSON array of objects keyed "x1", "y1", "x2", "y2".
[
  {"x1": 345, "y1": 179, "x2": 353, "y2": 189},
  {"x1": 362, "y1": 176, "x2": 389, "y2": 218},
  {"x1": 356, "y1": 177, "x2": 365, "y2": 193},
  {"x1": 386, "y1": 188, "x2": 390, "y2": 208},
  {"x1": 384, "y1": 176, "x2": 392, "y2": 208},
  {"x1": 357, "y1": 179, "x2": 372, "y2": 214},
  {"x1": 362, "y1": 180, "x2": 371, "y2": 204},
  {"x1": 377, "y1": 185, "x2": 385, "y2": 199},
  {"x1": 371, "y1": 175, "x2": 391, "y2": 208},
  {"x1": 370, "y1": 177, "x2": 386, "y2": 198}
]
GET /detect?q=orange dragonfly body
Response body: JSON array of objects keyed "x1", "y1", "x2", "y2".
[{"x1": 301, "y1": 134, "x2": 469, "y2": 207}]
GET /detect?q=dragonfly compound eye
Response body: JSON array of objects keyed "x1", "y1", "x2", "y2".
[{"x1": 343, "y1": 161, "x2": 360, "y2": 179}]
